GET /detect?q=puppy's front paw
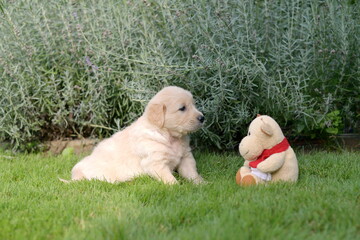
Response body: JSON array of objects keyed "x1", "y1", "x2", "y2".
[
  {"x1": 192, "y1": 176, "x2": 205, "y2": 185},
  {"x1": 164, "y1": 178, "x2": 178, "y2": 185}
]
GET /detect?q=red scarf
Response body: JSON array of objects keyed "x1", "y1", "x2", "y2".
[{"x1": 249, "y1": 138, "x2": 290, "y2": 168}]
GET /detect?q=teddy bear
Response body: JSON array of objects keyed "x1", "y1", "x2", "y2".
[{"x1": 236, "y1": 114, "x2": 298, "y2": 186}]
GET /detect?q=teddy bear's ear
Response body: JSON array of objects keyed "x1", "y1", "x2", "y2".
[{"x1": 260, "y1": 119, "x2": 273, "y2": 136}]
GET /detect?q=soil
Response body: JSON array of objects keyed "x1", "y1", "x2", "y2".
[{"x1": 44, "y1": 139, "x2": 99, "y2": 155}]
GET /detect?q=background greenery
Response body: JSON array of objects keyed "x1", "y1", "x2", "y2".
[
  {"x1": 1, "y1": 150, "x2": 359, "y2": 239},
  {"x1": 0, "y1": 0, "x2": 359, "y2": 149}
]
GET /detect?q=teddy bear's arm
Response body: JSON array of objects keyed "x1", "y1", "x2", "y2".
[{"x1": 256, "y1": 152, "x2": 286, "y2": 173}]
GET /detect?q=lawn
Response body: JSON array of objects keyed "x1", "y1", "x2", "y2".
[{"x1": 0, "y1": 150, "x2": 359, "y2": 240}]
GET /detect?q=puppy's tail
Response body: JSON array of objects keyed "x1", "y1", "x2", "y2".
[{"x1": 59, "y1": 178, "x2": 72, "y2": 183}]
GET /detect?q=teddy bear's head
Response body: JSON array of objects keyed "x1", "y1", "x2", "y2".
[{"x1": 239, "y1": 115, "x2": 285, "y2": 161}]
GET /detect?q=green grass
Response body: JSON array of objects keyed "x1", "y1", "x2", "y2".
[{"x1": 1, "y1": 151, "x2": 359, "y2": 240}]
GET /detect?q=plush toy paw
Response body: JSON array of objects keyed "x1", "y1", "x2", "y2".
[
  {"x1": 235, "y1": 169, "x2": 242, "y2": 185},
  {"x1": 241, "y1": 174, "x2": 257, "y2": 186},
  {"x1": 236, "y1": 169, "x2": 258, "y2": 186}
]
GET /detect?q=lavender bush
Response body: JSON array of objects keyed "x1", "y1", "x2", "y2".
[{"x1": 0, "y1": 0, "x2": 359, "y2": 149}]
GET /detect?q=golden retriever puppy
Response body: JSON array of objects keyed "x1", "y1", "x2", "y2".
[{"x1": 71, "y1": 86, "x2": 205, "y2": 184}]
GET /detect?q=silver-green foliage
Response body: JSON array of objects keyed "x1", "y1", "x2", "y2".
[{"x1": 0, "y1": 0, "x2": 359, "y2": 149}]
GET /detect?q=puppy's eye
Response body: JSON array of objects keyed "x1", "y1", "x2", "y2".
[
  {"x1": 248, "y1": 132, "x2": 251, "y2": 136},
  {"x1": 178, "y1": 106, "x2": 186, "y2": 111}
]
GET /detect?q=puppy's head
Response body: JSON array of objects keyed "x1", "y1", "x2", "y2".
[{"x1": 145, "y1": 86, "x2": 204, "y2": 136}]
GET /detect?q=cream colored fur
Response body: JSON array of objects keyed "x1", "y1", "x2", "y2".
[
  {"x1": 236, "y1": 115, "x2": 298, "y2": 185},
  {"x1": 70, "y1": 86, "x2": 205, "y2": 184}
]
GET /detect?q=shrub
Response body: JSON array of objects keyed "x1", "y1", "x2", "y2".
[{"x1": 0, "y1": 0, "x2": 359, "y2": 149}]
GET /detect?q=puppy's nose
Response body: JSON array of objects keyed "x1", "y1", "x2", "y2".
[{"x1": 197, "y1": 115, "x2": 205, "y2": 123}]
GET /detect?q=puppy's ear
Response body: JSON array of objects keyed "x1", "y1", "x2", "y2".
[
  {"x1": 260, "y1": 118, "x2": 273, "y2": 136},
  {"x1": 146, "y1": 103, "x2": 166, "y2": 128}
]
